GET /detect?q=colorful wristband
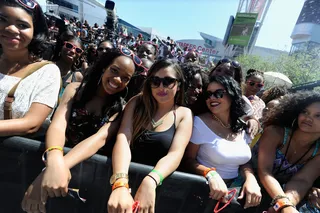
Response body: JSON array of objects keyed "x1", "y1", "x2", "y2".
[
  {"x1": 151, "y1": 169, "x2": 163, "y2": 185},
  {"x1": 270, "y1": 195, "x2": 290, "y2": 206},
  {"x1": 273, "y1": 199, "x2": 295, "y2": 212},
  {"x1": 42, "y1": 146, "x2": 63, "y2": 164},
  {"x1": 112, "y1": 181, "x2": 129, "y2": 191},
  {"x1": 203, "y1": 167, "x2": 216, "y2": 177},
  {"x1": 206, "y1": 170, "x2": 218, "y2": 180}
]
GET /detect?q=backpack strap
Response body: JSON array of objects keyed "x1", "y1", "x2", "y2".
[{"x1": 4, "y1": 61, "x2": 53, "y2": 120}]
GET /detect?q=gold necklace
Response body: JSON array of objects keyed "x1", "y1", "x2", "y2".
[
  {"x1": 212, "y1": 114, "x2": 231, "y2": 129},
  {"x1": 151, "y1": 107, "x2": 173, "y2": 129}
]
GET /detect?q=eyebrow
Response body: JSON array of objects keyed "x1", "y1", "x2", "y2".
[{"x1": 0, "y1": 13, "x2": 31, "y2": 26}]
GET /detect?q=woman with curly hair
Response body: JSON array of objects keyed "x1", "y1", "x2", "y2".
[
  {"x1": 185, "y1": 76, "x2": 261, "y2": 212},
  {"x1": 257, "y1": 91, "x2": 320, "y2": 212}
]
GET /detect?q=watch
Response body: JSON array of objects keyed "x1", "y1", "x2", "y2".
[{"x1": 109, "y1": 173, "x2": 128, "y2": 185}]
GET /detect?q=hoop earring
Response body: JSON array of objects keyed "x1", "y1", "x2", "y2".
[
  {"x1": 291, "y1": 118, "x2": 297, "y2": 128},
  {"x1": 123, "y1": 87, "x2": 128, "y2": 99},
  {"x1": 97, "y1": 75, "x2": 102, "y2": 86}
]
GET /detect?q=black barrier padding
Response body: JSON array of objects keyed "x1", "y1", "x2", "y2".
[{"x1": 0, "y1": 137, "x2": 217, "y2": 213}]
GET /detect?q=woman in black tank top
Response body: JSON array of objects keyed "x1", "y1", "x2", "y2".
[{"x1": 108, "y1": 59, "x2": 193, "y2": 213}]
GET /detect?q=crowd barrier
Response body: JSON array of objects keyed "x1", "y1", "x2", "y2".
[{"x1": 0, "y1": 136, "x2": 216, "y2": 213}]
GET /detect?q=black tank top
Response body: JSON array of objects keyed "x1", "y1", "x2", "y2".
[{"x1": 131, "y1": 111, "x2": 177, "y2": 166}]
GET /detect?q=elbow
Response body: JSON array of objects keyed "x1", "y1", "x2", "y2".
[{"x1": 24, "y1": 125, "x2": 42, "y2": 135}]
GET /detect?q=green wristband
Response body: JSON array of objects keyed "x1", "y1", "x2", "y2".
[
  {"x1": 206, "y1": 170, "x2": 218, "y2": 180},
  {"x1": 151, "y1": 169, "x2": 164, "y2": 185}
]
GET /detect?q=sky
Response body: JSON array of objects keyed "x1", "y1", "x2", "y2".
[{"x1": 103, "y1": 0, "x2": 305, "y2": 51}]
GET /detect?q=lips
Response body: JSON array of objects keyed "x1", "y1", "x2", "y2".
[
  {"x1": 157, "y1": 92, "x2": 167, "y2": 97},
  {"x1": 301, "y1": 121, "x2": 312, "y2": 127},
  {"x1": 108, "y1": 81, "x2": 119, "y2": 89},
  {"x1": 1, "y1": 35, "x2": 20, "y2": 44},
  {"x1": 210, "y1": 102, "x2": 220, "y2": 107}
]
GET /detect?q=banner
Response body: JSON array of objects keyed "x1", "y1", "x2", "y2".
[
  {"x1": 249, "y1": 0, "x2": 267, "y2": 21},
  {"x1": 227, "y1": 13, "x2": 258, "y2": 46}
]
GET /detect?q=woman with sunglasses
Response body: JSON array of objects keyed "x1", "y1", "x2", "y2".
[
  {"x1": 22, "y1": 47, "x2": 136, "y2": 213},
  {"x1": 0, "y1": 0, "x2": 61, "y2": 136},
  {"x1": 108, "y1": 59, "x2": 193, "y2": 213},
  {"x1": 185, "y1": 76, "x2": 261, "y2": 212},
  {"x1": 255, "y1": 91, "x2": 320, "y2": 213},
  {"x1": 244, "y1": 69, "x2": 265, "y2": 120},
  {"x1": 97, "y1": 40, "x2": 114, "y2": 58}
]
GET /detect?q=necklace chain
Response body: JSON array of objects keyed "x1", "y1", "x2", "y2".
[
  {"x1": 212, "y1": 114, "x2": 231, "y2": 129},
  {"x1": 151, "y1": 106, "x2": 174, "y2": 129}
]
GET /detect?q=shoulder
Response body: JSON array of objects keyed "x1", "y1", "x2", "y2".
[
  {"x1": 260, "y1": 125, "x2": 285, "y2": 146},
  {"x1": 64, "y1": 82, "x2": 81, "y2": 98},
  {"x1": 124, "y1": 94, "x2": 140, "y2": 111}
]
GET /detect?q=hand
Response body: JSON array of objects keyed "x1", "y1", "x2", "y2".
[
  {"x1": 246, "y1": 119, "x2": 260, "y2": 139},
  {"x1": 238, "y1": 176, "x2": 261, "y2": 209},
  {"x1": 41, "y1": 152, "x2": 71, "y2": 203},
  {"x1": 308, "y1": 187, "x2": 320, "y2": 209},
  {"x1": 207, "y1": 172, "x2": 229, "y2": 201},
  {"x1": 134, "y1": 176, "x2": 157, "y2": 213},
  {"x1": 21, "y1": 172, "x2": 46, "y2": 213},
  {"x1": 108, "y1": 186, "x2": 134, "y2": 213}
]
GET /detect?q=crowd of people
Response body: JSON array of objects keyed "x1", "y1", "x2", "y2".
[{"x1": 0, "y1": 0, "x2": 320, "y2": 213}]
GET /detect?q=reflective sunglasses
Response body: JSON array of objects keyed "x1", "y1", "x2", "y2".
[
  {"x1": 64, "y1": 42, "x2": 84, "y2": 55},
  {"x1": 17, "y1": 0, "x2": 37, "y2": 9},
  {"x1": 219, "y1": 58, "x2": 241, "y2": 69},
  {"x1": 68, "y1": 188, "x2": 86, "y2": 203},
  {"x1": 120, "y1": 46, "x2": 143, "y2": 67},
  {"x1": 205, "y1": 89, "x2": 227, "y2": 99},
  {"x1": 247, "y1": 81, "x2": 264, "y2": 88},
  {"x1": 149, "y1": 76, "x2": 178, "y2": 89}
]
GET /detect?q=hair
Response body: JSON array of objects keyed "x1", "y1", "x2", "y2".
[
  {"x1": 209, "y1": 60, "x2": 243, "y2": 84},
  {"x1": 74, "y1": 48, "x2": 133, "y2": 122},
  {"x1": 261, "y1": 86, "x2": 288, "y2": 104},
  {"x1": 207, "y1": 75, "x2": 246, "y2": 133},
  {"x1": 1, "y1": 0, "x2": 48, "y2": 60},
  {"x1": 98, "y1": 40, "x2": 114, "y2": 48},
  {"x1": 245, "y1": 69, "x2": 264, "y2": 81},
  {"x1": 263, "y1": 91, "x2": 320, "y2": 129},
  {"x1": 131, "y1": 59, "x2": 185, "y2": 142}
]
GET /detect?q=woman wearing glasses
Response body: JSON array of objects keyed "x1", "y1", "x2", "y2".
[
  {"x1": 22, "y1": 47, "x2": 137, "y2": 212},
  {"x1": 108, "y1": 59, "x2": 193, "y2": 213},
  {"x1": 244, "y1": 69, "x2": 265, "y2": 120},
  {"x1": 185, "y1": 76, "x2": 261, "y2": 212},
  {"x1": 0, "y1": 0, "x2": 60, "y2": 135}
]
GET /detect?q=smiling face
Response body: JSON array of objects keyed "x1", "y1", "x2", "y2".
[
  {"x1": 246, "y1": 75, "x2": 264, "y2": 96},
  {"x1": 61, "y1": 40, "x2": 82, "y2": 64},
  {"x1": 298, "y1": 102, "x2": 320, "y2": 134},
  {"x1": 0, "y1": 6, "x2": 34, "y2": 51},
  {"x1": 205, "y1": 82, "x2": 231, "y2": 115},
  {"x1": 186, "y1": 73, "x2": 203, "y2": 105},
  {"x1": 100, "y1": 56, "x2": 135, "y2": 95},
  {"x1": 137, "y1": 43, "x2": 156, "y2": 61}
]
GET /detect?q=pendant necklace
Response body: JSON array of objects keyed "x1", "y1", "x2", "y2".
[
  {"x1": 151, "y1": 107, "x2": 173, "y2": 129},
  {"x1": 212, "y1": 113, "x2": 231, "y2": 129}
]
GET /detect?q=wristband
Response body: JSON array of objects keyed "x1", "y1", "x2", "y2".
[
  {"x1": 273, "y1": 199, "x2": 295, "y2": 212},
  {"x1": 270, "y1": 195, "x2": 290, "y2": 206},
  {"x1": 206, "y1": 170, "x2": 219, "y2": 180},
  {"x1": 147, "y1": 174, "x2": 159, "y2": 187},
  {"x1": 203, "y1": 167, "x2": 216, "y2": 177},
  {"x1": 42, "y1": 146, "x2": 63, "y2": 164},
  {"x1": 151, "y1": 169, "x2": 163, "y2": 185},
  {"x1": 110, "y1": 173, "x2": 129, "y2": 185},
  {"x1": 112, "y1": 181, "x2": 129, "y2": 191}
]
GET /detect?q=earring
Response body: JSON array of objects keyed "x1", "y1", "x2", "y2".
[
  {"x1": 291, "y1": 118, "x2": 297, "y2": 127},
  {"x1": 97, "y1": 75, "x2": 102, "y2": 86}
]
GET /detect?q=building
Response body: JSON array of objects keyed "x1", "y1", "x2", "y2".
[{"x1": 290, "y1": 0, "x2": 320, "y2": 54}]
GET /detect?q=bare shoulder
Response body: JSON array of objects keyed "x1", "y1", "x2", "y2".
[
  {"x1": 124, "y1": 94, "x2": 140, "y2": 111},
  {"x1": 263, "y1": 125, "x2": 284, "y2": 138},
  {"x1": 62, "y1": 82, "x2": 81, "y2": 100},
  {"x1": 175, "y1": 106, "x2": 193, "y2": 122}
]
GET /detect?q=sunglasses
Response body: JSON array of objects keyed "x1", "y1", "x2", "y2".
[
  {"x1": 247, "y1": 81, "x2": 264, "y2": 88},
  {"x1": 64, "y1": 42, "x2": 83, "y2": 55},
  {"x1": 149, "y1": 76, "x2": 178, "y2": 89},
  {"x1": 219, "y1": 58, "x2": 241, "y2": 69},
  {"x1": 205, "y1": 89, "x2": 227, "y2": 99},
  {"x1": 67, "y1": 188, "x2": 86, "y2": 203},
  {"x1": 17, "y1": 0, "x2": 37, "y2": 9},
  {"x1": 120, "y1": 46, "x2": 143, "y2": 67},
  {"x1": 97, "y1": 47, "x2": 111, "y2": 52}
]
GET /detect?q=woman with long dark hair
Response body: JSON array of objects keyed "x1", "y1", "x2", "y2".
[
  {"x1": 22, "y1": 47, "x2": 137, "y2": 212},
  {"x1": 108, "y1": 59, "x2": 193, "y2": 213}
]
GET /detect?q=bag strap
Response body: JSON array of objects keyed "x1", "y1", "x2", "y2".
[{"x1": 4, "y1": 61, "x2": 52, "y2": 120}]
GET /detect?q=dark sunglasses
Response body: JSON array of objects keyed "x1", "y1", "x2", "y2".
[
  {"x1": 120, "y1": 46, "x2": 143, "y2": 67},
  {"x1": 67, "y1": 188, "x2": 86, "y2": 203},
  {"x1": 205, "y1": 89, "x2": 227, "y2": 99},
  {"x1": 219, "y1": 58, "x2": 241, "y2": 69},
  {"x1": 97, "y1": 47, "x2": 111, "y2": 52},
  {"x1": 64, "y1": 42, "x2": 83, "y2": 54},
  {"x1": 247, "y1": 81, "x2": 264, "y2": 88},
  {"x1": 17, "y1": 0, "x2": 37, "y2": 9},
  {"x1": 149, "y1": 76, "x2": 178, "y2": 89}
]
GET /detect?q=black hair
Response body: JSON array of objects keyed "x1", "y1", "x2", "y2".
[
  {"x1": 263, "y1": 91, "x2": 320, "y2": 129},
  {"x1": 98, "y1": 40, "x2": 114, "y2": 48},
  {"x1": 51, "y1": 26, "x2": 75, "y2": 61},
  {"x1": 261, "y1": 86, "x2": 288, "y2": 104},
  {"x1": 1, "y1": 0, "x2": 48, "y2": 60},
  {"x1": 209, "y1": 60, "x2": 243, "y2": 84},
  {"x1": 245, "y1": 69, "x2": 264, "y2": 81},
  {"x1": 74, "y1": 48, "x2": 132, "y2": 122},
  {"x1": 207, "y1": 75, "x2": 246, "y2": 133}
]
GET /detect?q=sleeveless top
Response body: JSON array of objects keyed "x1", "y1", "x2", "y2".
[
  {"x1": 59, "y1": 71, "x2": 78, "y2": 98},
  {"x1": 131, "y1": 111, "x2": 177, "y2": 166}
]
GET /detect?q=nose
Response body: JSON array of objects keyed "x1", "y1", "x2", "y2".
[
  {"x1": 113, "y1": 76, "x2": 122, "y2": 84},
  {"x1": 5, "y1": 25, "x2": 19, "y2": 34},
  {"x1": 195, "y1": 88, "x2": 201, "y2": 95}
]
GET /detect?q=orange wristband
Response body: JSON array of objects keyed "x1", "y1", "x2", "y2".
[
  {"x1": 112, "y1": 181, "x2": 129, "y2": 191},
  {"x1": 203, "y1": 167, "x2": 216, "y2": 177}
]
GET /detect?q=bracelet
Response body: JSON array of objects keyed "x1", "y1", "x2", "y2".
[
  {"x1": 42, "y1": 146, "x2": 63, "y2": 164},
  {"x1": 270, "y1": 195, "x2": 290, "y2": 206},
  {"x1": 147, "y1": 175, "x2": 159, "y2": 186},
  {"x1": 151, "y1": 169, "x2": 163, "y2": 185},
  {"x1": 112, "y1": 181, "x2": 129, "y2": 191},
  {"x1": 273, "y1": 199, "x2": 295, "y2": 212},
  {"x1": 203, "y1": 167, "x2": 216, "y2": 177},
  {"x1": 206, "y1": 170, "x2": 218, "y2": 180}
]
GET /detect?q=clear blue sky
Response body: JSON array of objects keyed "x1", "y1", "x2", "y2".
[{"x1": 103, "y1": 0, "x2": 305, "y2": 51}]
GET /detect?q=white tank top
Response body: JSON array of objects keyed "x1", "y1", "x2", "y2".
[{"x1": 190, "y1": 116, "x2": 252, "y2": 179}]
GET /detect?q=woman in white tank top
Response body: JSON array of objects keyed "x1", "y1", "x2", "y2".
[{"x1": 185, "y1": 76, "x2": 261, "y2": 211}]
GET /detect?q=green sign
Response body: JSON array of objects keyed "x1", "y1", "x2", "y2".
[{"x1": 228, "y1": 13, "x2": 258, "y2": 46}]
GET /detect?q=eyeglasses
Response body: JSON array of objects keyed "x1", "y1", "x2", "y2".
[
  {"x1": 247, "y1": 81, "x2": 264, "y2": 88},
  {"x1": 17, "y1": 0, "x2": 37, "y2": 9},
  {"x1": 149, "y1": 76, "x2": 178, "y2": 89},
  {"x1": 219, "y1": 58, "x2": 241, "y2": 69},
  {"x1": 120, "y1": 46, "x2": 143, "y2": 67},
  {"x1": 205, "y1": 89, "x2": 227, "y2": 99},
  {"x1": 68, "y1": 188, "x2": 86, "y2": 203},
  {"x1": 97, "y1": 47, "x2": 111, "y2": 52},
  {"x1": 64, "y1": 42, "x2": 84, "y2": 55}
]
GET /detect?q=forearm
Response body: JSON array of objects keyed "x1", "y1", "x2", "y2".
[
  {"x1": 259, "y1": 170, "x2": 286, "y2": 198},
  {"x1": 112, "y1": 134, "x2": 131, "y2": 174},
  {"x1": 45, "y1": 126, "x2": 66, "y2": 149},
  {"x1": 152, "y1": 152, "x2": 184, "y2": 179},
  {"x1": 284, "y1": 178, "x2": 313, "y2": 205},
  {"x1": 240, "y1": 162, "x2": 256, "y2": 181},
  {"x1": 0, "y1": 119, "x2": 39, "y2": 136},
  {"x1": 185, "y1": 158, "x2": 210, "y2": 176}
]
